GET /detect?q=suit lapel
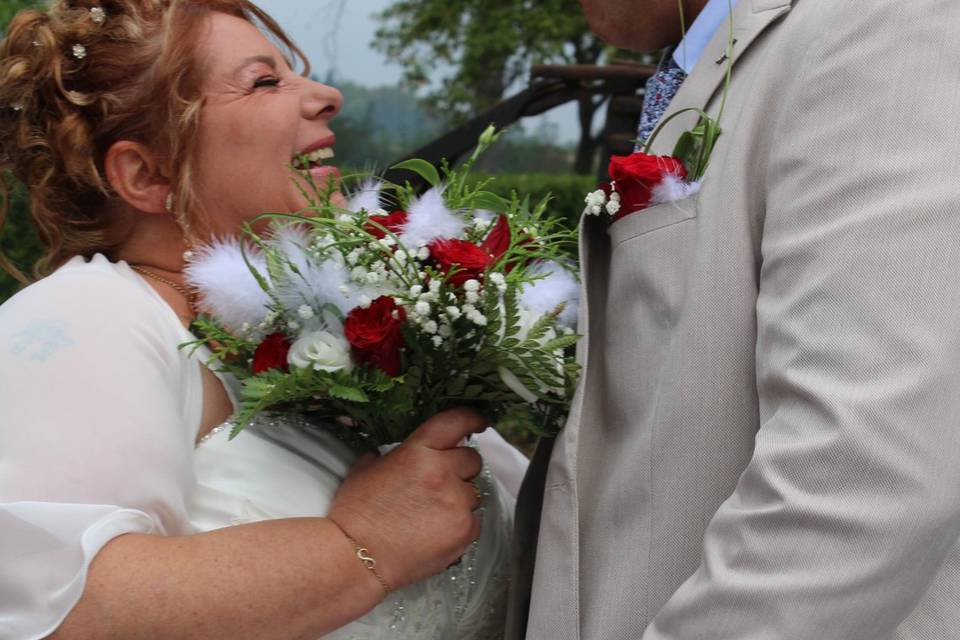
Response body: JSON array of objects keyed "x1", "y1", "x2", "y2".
[{"x1": 650, "y1": 0, "x2": 794, "y2": 155}]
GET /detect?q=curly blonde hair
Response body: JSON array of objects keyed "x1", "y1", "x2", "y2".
[{"x1": 0, "y1": 0, "x2": 307, "y2": 283}]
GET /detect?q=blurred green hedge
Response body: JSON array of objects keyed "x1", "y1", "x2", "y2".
[{"x1": 0, "y1": 177, "x2": 41, "y2": 302}]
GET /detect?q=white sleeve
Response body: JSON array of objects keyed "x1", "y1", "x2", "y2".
[{"x1": 0, "y1": 266, "x2": 198, "y2": 639}]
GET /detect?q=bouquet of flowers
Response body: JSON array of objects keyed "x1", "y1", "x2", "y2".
[{"x1": 185, "y1": 127, "x2": 581, "y2": 448}]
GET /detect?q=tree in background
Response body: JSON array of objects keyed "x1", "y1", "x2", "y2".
[
  {"x1": 331, "y1": 79, "x2": 444, "y2": 169},
  {"x1": 1, "y1": 0, "x2": 43, "y2": 301},
  {"x1": 0, "y1": 0, "x2": 36, "y2": 31},
  {"x1": 373, "y1": 0, "x2": 615, "y2": 175}
]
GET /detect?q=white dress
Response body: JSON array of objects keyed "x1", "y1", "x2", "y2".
[{"x1": 0, "y1": 255, "x2": 526, "y2": 640}]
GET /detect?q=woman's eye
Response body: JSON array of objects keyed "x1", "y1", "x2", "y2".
[{"x1": 253, "y1": 76, "x2": 281, "y2": 89}]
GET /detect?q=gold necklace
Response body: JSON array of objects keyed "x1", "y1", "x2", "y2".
[{"x1": 130, "y1": 265, "x2": 198, "y2": 305}]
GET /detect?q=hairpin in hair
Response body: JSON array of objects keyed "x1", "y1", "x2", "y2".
[
  {"x1": 11, "y1": 103, "x2": 23, "y2": 113},
  {"x1": 31, "y1": 40, "x2": 41, "y2": 48},
  {"x1": 72, "y1": 44, "x2": 87, "y2": 60},
  {"x1": 90, "y1": 7, "x2": 106, "y2": 25}
]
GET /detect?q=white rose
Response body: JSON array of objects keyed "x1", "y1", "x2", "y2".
[{"x1": 287, "y1": 331, "x2": 353, "y2": 373}]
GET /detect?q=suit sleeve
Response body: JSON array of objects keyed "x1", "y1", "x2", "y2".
[{"x1": 645, "y1": 1, "x2": 960, "y2": 637}]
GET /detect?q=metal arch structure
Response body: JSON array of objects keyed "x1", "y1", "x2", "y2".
[{"x1": 381, "y1": 62, "x2": 656, "y2": 192}]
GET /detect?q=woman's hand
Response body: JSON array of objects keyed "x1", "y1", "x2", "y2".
[{"x1": 328, "y1": 408, "x2": 488, "y2": 590}]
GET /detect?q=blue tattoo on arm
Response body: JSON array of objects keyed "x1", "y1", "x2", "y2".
[{"x1": 9, "y1": 320, "x2": 75, "y2": 362}]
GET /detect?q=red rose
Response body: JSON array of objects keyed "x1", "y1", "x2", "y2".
[
  {"x1": 483, "y1": 213, "x2": 534, "y2": 273},
  {"x1": 430, "y1": 214, "x2": 518, "y2": 286},
  {"x1": 364, "y1": 210, "x2": 408, "y2": 239},
  {"x1": 480, "y1": 214, "x2": 511, "y2": 259},
  {"x1": 344, "y1": 296, "x2": 407, "y2": 376},
  {"x1": 252, "y1": 332, "x2": 290, "y2": 374},
  {"x1": 608, "y1": 153, "x2": 687, "y2": 220},
  {"x1": 430, "y1": 238, "x2": 494, "y2": 287}
]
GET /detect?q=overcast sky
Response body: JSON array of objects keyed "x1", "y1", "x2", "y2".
[{"x1": 254, "y1": 0, "x2": 581, "y2": 143}]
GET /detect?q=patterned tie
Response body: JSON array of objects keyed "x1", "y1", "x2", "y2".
[{"x1": 635, "y1": 56, "x2": 688, "y2": 150}]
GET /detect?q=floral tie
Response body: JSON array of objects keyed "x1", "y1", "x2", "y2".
[{"x1": 635, "y1": 56, "x2": 688, "y2": 150}]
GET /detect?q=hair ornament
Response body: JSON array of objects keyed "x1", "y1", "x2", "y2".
[
  {"x1": 71, "y1": 43, "x2": 87, "y2": 59},
  {"x1": 11, "y1": 103, "x2": 23, "y2": 113},
  {"x1": 89, "y1": 7, "x2": 106, "y2": 25}
]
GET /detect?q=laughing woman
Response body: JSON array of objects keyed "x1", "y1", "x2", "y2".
[{"x1": 0, "y1": 1, "x2": 525, "y2": 638}]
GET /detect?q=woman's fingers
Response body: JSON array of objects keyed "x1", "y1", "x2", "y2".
[
  {"x1": 445, "y1": 446, "x2": 483, "y2": 481},
  {"x1": 405, "y1": 408, "x2": 488, "y2": 451},
  {"x1": 329, "y1": 409, "x2": 492, "y2": 590}
]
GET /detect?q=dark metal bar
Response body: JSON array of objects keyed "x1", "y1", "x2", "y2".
[{"x1": 382, "y1": 65, "x2": 656, "y2": 193}]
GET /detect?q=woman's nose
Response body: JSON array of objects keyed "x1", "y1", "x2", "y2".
[{"x1": 303, "y1": 80, "x2": 342, "y2": 121}]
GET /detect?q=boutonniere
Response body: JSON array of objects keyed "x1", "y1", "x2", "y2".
[
  {"x1": 585, "y1": 1, "x2": 736, "y2": 223},
  {"x1": 583, "y1": 114, "x2": 721, "y2": 223}
]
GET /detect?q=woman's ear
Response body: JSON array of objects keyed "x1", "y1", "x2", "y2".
[{"x1": 104, "y1": 140, "x2": 171, "y2": 214}]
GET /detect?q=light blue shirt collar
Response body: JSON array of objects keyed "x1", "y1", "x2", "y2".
[{"x1": 671, "y1": 0, "x2": 740, "y2": 74}]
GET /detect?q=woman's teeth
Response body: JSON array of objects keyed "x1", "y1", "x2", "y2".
[{"x1": 295, "y1": 147, "x2": 335, "y2": 169}]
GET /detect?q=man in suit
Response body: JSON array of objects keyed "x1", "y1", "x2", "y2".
[{"x1": 506, "y1": 0, "x2": 960, "y2": 638}]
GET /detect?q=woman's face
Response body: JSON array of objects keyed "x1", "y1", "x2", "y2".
[{"x1": 192, "y1": 12, "x2": 344, "y2": 235}]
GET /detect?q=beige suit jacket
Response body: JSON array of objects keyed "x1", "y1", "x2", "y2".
[{"x1": 507, "y1": 0, "x2": 960, "y2": 638}]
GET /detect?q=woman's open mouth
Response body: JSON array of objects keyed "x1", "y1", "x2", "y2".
[
  {"x1": 293, "y1": 146, "x2": 335, "y2": 171},
  {"x1": 293, "y1": 146, "x2": 341, "y2": 187}
]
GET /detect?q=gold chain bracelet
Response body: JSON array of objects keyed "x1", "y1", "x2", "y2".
[{"x1": 329, "y1": 520, "x2": 393, "y2": 596}]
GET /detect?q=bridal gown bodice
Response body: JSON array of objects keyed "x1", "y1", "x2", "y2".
[
  {"x1": 193, "y1": 414, "x2": 516, "y2": 640},
  {"x1": 0, "y1": 255, "x2": 523, "y2": 640}
]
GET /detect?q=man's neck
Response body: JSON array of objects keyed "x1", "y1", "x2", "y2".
[
  {"x1": 683, "y1": 0, "x2": 711, "y2": 27},
  {"x1": 672, "y1": 0, "x2": 740, "y2": 74}
]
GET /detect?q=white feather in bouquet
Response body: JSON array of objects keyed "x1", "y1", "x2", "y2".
[
  {"x1": 268, "y1": 224, "x2": 361, "y2": 332},
  {"x1": 473, "y1": 209, "x2": 496, "y2": 223},
  {"x1": 346, "y1": 179, "x2": 383, "y2": 214},
  {"x1": 184, "y1": 238, "x2": 272, "y2": 332},
  {"x1": 519, "y1": 260, "x2": 580, "y2": 329},
  {"x1": 399, "y1": 187, "x2": 465, "y2": 248}
]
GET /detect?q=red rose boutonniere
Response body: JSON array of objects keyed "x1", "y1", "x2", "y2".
[
  {"x1": 585, "y1": 153, "x2": 699, "y2": 223},
  {"x1": 584, "y1": 66, "x2": 730, "y2": 223},
  {"x1": 582, "y1": 5, "x2": 736, "y2": 224}
]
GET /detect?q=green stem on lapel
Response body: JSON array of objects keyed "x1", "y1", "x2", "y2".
[
  {"x1": 715, "y1": 0, "x2": 736, "y2": 126},
  {"x1": 651, "y1": 0, "x2": 737, "y2": 181},
  {"x1": 641, "y1": 106, "x2": 711, "y2": 155},
  {"x1": 685, "y1": 0, "x2": 735, "y2": 180}
]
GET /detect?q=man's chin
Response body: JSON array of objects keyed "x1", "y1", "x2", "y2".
[
  {"x1": 580, "y1": 1, "x2": 683, "y2": 52},
  {"x1": 601, "y1": 26, "x2": 680, "y2": 53}
]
